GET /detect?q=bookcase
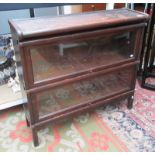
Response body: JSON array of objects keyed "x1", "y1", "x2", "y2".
[{"x1": 9, "y1": 8, "x2": 149, "y2": 146}]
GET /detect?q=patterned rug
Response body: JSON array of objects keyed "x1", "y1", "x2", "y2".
[
  {"x1": 0, "y1": 34, "x2": 15, "y2": 86},
  {"x1": 0, "y1": 81, "x2": 155, "y2": 152}
]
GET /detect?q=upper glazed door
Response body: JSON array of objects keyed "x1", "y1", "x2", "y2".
[{"x1": 22, "y1": 24, "x2": 144, "y2": 89}]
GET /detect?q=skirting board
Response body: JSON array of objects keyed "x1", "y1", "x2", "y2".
[{"x1": 0, "y1": 98, "x2": 26, "y2": 110}]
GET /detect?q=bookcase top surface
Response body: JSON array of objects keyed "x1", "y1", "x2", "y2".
[{"x1": 9, "y1": 8, "x2": 149, "y2": 41}]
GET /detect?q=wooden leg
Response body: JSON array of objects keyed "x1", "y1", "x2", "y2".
[
  {"x1": 127, "y1": 95, "x2": 134, "y2": 110},
  {"x1": 32, "y1": 128, "x2": 39, "y2": 147},
  {"x1": 26, "y1": 117, "x2": 30, "y2": 127}
]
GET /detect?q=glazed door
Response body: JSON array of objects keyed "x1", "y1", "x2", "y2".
[
  {"x1": 30, "y1": 64, "x2": 137, "y2": 121},
  {"x1": 23, "y1": 24, "x2": 144, "y2": 89}
]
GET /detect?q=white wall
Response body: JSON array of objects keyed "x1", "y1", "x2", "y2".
[
  {"x1": 34, "y1": 7, "x2": 58, "y2": 17},
  {"x1": 0, "y1": 7, "x2": 59, "y2": 34},
  {"x1": 0, "y1": 9, "x2": 30, "y2": 34},
  {"x1": 106, "y1": 3, "x2": 114, "y2": 10}
]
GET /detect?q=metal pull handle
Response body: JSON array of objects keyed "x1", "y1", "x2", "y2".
[{"x1": 91, "y1": 5, "x2": 95, "y2": 10}]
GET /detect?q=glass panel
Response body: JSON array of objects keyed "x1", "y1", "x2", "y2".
[
  {"x1": 37, "y1": 67, "x2": 133, "y2": 118},
  {"x1": 30, "y1": 31, "x2": 136, "y2": 83}
]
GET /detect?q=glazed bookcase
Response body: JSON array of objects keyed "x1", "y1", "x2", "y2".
[{"x1": 9, "y1": 8, "x2": 149, "y2": 146}]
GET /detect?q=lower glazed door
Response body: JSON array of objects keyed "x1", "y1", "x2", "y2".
[{"x1": 30, "y1": 64, "x2": 137, "y2": 122}]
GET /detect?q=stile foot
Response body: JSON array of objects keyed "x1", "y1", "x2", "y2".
[
  {"x1": 26, "y1": 117, "x2": 30, "y2": 127},
  {"x1": 127, "y1": 95, "x2": 134, "y2": 109},
  {"x1": 32, "y1": 128, "x2": 39, "y2": 147}
]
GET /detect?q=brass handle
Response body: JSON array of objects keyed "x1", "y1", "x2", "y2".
[{"x1": 91, "y1": 5, "x2": 95, "y2": 10}]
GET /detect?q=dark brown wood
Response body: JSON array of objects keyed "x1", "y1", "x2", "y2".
[
  {"x1": 82, "y1": 4, "x2": 106, "y2": 12},
  {"x1": 32, "y1": 127, "x2": 39, "y2": 147},
  {"x1": 19, "y1": 23, "x2": 146, "y2": 47},
  {"x1": 8, "y1": 9, "x2": 149, "y2": 41},
  {"x1": 127, "y1": 95, "x2": 134, "y2": 109},
  {"x1": 26, "y1": 117, "x2": 30, "y2": 127},
  {"x1": 114, "y1": 3, "x2": 125, "y2": 9},
  {"x1": 9, "y1": 9, "x2": 149, "y2": 146}
]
